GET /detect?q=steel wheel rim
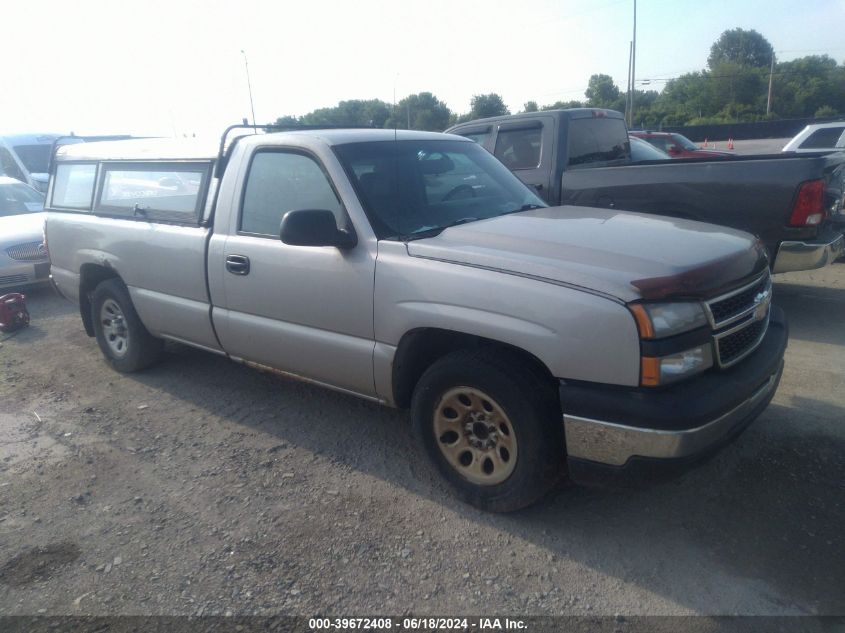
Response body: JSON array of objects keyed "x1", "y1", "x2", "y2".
[
  {"x1": 100, "y1": 299, "x2": 129, "y2": 358},
  {"x1": 433, "y1": 386, "x2": 518, "y2": 486}
]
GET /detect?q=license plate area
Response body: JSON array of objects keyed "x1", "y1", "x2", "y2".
[{"x1": 34, "y1": 262, "x2": 51, "y2": 279}]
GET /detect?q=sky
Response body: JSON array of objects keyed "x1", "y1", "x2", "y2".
[{"x1": 1, "y1": 0, "x2": 844, "y2": 138}]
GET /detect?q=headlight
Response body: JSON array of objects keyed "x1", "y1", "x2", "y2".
[
  {"x1": 641, "y1": 344, "x2": 713, "y2": 386},
  {"x1": 630, "y1": 301, "x2": 713, "y2": 386},
  {"x1": 630, "y1": 302, "x2": 708, "y2": 338}
]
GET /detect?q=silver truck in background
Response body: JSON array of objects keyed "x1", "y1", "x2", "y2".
[
  {"x1": 45, "y1": 128, "x2": 788, "y2": 511},
  {"x1": 782, "y1": 121, "x2": 845, "y2": 153}
]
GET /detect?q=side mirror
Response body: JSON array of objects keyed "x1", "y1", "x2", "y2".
[
  {"x1": 280, "y1": 209, "x2": 357, "y2": 249},
  {"x1": 667, "y1": 145, "x2": 681, "y2": 155}
]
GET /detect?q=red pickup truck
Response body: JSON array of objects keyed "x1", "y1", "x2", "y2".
[{"x1": 630, "y1": 130, "x2": 732, "y2": 159}]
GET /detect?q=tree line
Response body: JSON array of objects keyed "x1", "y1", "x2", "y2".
[{"x1": 272, "y1": 29, "x2": 845, "y2": 131}]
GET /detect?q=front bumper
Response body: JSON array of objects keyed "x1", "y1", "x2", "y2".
[
  {"x1": 560, "y1": 305, "x2": 788, "y2": 468},
  {"x1": 0, "y1": 260, "x2": 51, "y2": 289},
  {"x1": 772, "y1": 230, "x2": 844, "y2": 273}
]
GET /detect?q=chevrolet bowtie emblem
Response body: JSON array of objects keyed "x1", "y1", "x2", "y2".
[{"x1": 753, "y1": 289, "x2": 771, "y2": 321}]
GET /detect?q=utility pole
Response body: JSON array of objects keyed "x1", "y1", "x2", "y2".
[
  {"x1": 626, "y1": 40, "x2": 633, "y2": 124},
  {"x1": 629, "y1": 0, "x2": 637, "y2": 127},
  {"x1": 241, "y1": 50, "x2": 257, "y2": 128},
  {"x1": 766, "y1": 53, "x2": 775, "y2": 115}
]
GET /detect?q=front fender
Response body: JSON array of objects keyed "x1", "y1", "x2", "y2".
[{"x1": 374, "y1": 242, "x2": 641, "y2": 388}]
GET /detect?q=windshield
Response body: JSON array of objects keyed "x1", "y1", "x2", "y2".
[
  {"x1": 671, "y1": 134, "x2": 699, "y2": 151},
  {"x1": 0, "y1": 181, "x2": 45, "y2": 217},
  {"x1": 12, "y1": 144, "x2": 53, "y2": 173},
  {"x1": 333, "y1": 140, "x2": 545, "y2": 240}
]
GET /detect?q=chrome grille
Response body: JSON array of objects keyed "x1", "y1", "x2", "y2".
[
  {"x1": 705, "y1": 271, "x2": 773, "y2": 368},
  {"x1": 705, "y1": 271, "x2": 771, "y2": 329},
  {"x1": 709, "y1": 275, "x2": 770, "y2": 326},
  {"x1": 5, "y1": 241, "x2": 48, "y2": 262},
  {"x1": 716, "y1": 317, "x2": 769, "y2": 366}
]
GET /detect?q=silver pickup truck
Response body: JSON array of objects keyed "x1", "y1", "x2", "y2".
[{"x1": 45, "y1": 128, "x2": 788, "y2": 511}]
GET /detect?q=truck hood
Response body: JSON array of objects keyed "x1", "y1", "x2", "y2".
[{"x1": 406, "y1": 206, "x2": 768, "y2": 302}]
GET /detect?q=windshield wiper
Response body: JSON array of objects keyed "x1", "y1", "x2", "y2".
[
  {"x1": 499, "y1": 203, "x2": 546, "y2": 216},
  {"x1": 404, "y1": 207, "x2": 548, "y2": 241},
  {"x1": 405, "y1": 217, "x2": 482, "y2": 241}
]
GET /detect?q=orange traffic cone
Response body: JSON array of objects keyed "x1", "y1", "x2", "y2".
[
  {"x1": 727, "y1": 138, "x2": 735, "y2": 150},
  {"x1": 701, "y1": 138, "x2": 708, "y2": 149}
]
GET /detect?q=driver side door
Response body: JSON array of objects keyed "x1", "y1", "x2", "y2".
[{"x1": 211, "y1": 148, "x2": 377, "y2": 398}]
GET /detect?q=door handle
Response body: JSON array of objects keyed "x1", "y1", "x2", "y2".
[{"x1": 225, "y1": 254, "x2": 250, "y2": 275}]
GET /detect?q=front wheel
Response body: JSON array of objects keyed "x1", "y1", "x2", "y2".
[
  {"x1": 91, "y1": 278, "x2": 162, "y2": 372},
  {"x1": 411, "y1": 349, "x2": 565, "y2": 512}
]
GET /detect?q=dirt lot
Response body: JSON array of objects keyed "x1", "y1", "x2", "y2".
[{"x1": 1, "y1": 264, "x2": 843, "y2": 617}]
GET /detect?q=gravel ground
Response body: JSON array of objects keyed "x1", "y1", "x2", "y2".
[{"x1": 0, "y1": 264, "x2": 843, "y2": 617}]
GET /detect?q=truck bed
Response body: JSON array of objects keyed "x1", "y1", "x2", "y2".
[{"x1": 560, "y1": 152, "x2": 845, "y2": 257}]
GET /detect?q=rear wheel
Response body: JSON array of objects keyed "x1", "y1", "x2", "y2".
[
  {"x1": 412, "y1": 349, "x2": 565, "y2": 512},
  {"x1": 91, "y1": 278, "x2": 162, "y2": 372}
]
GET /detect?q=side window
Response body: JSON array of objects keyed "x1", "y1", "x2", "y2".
[
  {"x1": 96, "y1": 163, "x2": 208, "y2": 223},
  {"x1": 799, "y1": 127, "x2": 845, "y2": 150},
  {"x1": 567, "y1": 118, "x2": 630, "y2": 166},
  {"x1": 460, "y1": 129, "x2": 493, "y2": 146},
  {"x1": 240, "y1": 151, "x2": 343, "y2": 237},
  {"x1": 0, "y1": 146, "x2": 26, "y2": 182},
  {"x1": 494, "y1": 127, "x2": 542, "y2": 170},
  {"x1": 52, "y1": 163, "x2": 96, "y2": 210}
]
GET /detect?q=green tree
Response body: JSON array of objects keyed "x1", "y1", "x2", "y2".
[
  {"x1": 708, "y1": 28, "x2": 773, "y2": 69},
  {"x1": 297, "y1": 99, "x2": 391, "y2": 128},
  {"x1": 541, "y1": 100, "x2": 584, "y2": 110},
  {"x1": 384, "y1": 92, "x2": 452, "y2": 131},
  {"x1": 271, "y1": 115, "x2": 300, "y2": 128},
  {"x1": 772, "y1": 55, "x2": 845, "y2": 118},
  {"x1": 469, "y1": 93, "x2": 510, "y2": 119},
  {"x1": 815, "y1": 105, "x2": 839, "y2": 118},
  {"x1": 585, "y1": 74, "x2": 621, "y2": 108},
  {"x1": 522, "y1": 100, "x2": 539, "y2": 112},
  {"x1": 656, "y1": 71, "x2": 714, "y2": 122},
  {"x1": 707, "y1": 62, "x2": 767, "y2": 114}
]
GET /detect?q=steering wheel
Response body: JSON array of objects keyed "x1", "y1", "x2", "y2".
[{"x1": 442, "y1": 184, "x2": 476, "y2": 202}]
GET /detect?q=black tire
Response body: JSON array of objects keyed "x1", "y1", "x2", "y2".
[
  {"x1": 91, "y1": 278, "x2": 163, "y2": 372},
  {"x1": 411, "y1": 348, "x2": 565, "y2": 512}
]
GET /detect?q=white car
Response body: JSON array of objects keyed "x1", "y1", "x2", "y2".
[
  {"x1": 0, "y1": 176, "x2": 49, "y2": 289},
  {"x1": 782, "y1": 122, "x2": 845, "y2": 153}
]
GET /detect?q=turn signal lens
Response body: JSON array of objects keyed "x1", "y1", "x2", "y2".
[
  {"x1": 629, "y1": 304, "x2": 654, "y2": 338},
  {"x1": 641, "y1": 357, "x2": 660, "y2": 386}
]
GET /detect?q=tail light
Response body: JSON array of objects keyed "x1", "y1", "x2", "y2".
[{"x1": 789, "y1": 179, "x2": 825, "y2": 227}]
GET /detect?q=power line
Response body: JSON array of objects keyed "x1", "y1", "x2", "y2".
[{"x1": 636, "y1": 66, "x2": 844, "y2": 84}]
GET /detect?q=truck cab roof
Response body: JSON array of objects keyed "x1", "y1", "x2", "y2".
[
  {"x1": 446, "y1": 108, "x2": 623, "y2": 131},
  {"x1": 54, "y1": 129, "x2": 471, "y2": 164}
]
